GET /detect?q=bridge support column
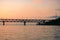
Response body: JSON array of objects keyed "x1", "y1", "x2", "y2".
[
  {"x1": 3, "y1": 21, "x2": 5, "y2": 25},
  {"x1": 24, "y1": 21, "x2": 26, "y2": 25}
]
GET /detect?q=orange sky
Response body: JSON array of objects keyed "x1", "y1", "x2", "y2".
[{"x1": 0, "y1": 0, "x2": 60, "y2": 19}]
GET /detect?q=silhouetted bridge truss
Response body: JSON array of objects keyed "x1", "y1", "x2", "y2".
[{"x1": 0, "y1": 19, "x2": 51, "y2": 25}]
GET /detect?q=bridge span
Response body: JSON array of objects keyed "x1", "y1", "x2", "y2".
[{"x1": 0, "y1": 19, "x2": 51, "y2": 25}]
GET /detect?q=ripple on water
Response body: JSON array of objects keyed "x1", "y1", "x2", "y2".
[{"x1": 0, "y1": 25, "x2": 60, "y2": 40}]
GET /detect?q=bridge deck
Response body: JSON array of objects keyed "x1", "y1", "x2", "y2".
[
  {"x1": 0, "y1": 19, "x2": 52, "y2": 25},
  {"x1": 0, "y1": 19, "x2": 47, "y2": 22}
]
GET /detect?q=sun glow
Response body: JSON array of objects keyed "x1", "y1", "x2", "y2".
[{"x1": 0, "y1": 0, "x2": 60, "y2": 19}]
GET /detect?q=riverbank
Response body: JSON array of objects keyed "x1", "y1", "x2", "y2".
[{"x1": 37, "y1": 18, "x2": 60, "y2": 25}]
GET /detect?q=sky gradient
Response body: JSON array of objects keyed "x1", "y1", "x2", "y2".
[{"x1": 0, "y1": 0, "x2": 60, "y2": 19}]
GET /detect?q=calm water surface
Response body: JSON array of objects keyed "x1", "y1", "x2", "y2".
[{"x1": 0, "y1": 22, "x2": 60, "y2": 40}]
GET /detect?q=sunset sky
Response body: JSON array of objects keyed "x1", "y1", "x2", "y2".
[{"x1": 0, "y1": 0, "x2": 60, "y2": 19}]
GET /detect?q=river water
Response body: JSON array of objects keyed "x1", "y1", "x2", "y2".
[{"x1": 0, "y1": 22, "x2": 60, "y2": 40}]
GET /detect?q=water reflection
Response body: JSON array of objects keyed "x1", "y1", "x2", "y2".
[
  {"x1": 0, "y1": 23, "x2": 60, "y2": 40},
  {"x1": 54, "y1": 26, "x2": 60, "y2": 40}
]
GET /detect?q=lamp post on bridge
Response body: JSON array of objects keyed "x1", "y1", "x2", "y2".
[{"x1": 55, "y1": 9, "x2": 60, "y2": 18}]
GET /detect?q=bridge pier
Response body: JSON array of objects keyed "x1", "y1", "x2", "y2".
[
  {"x1": 3, "y1": 21, "x2": 5, "y2": 25},
  {"x1": 24, "y1": 21, "x2": 26, "y2": 25}
]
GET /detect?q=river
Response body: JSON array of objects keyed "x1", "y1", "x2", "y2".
[{"x1": 0, "y1": 22, "x2": 60, "y2": 40}]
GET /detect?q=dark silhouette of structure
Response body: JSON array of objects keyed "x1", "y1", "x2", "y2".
[
  {"x1": 45, "y1": 17, "x2": 60, "y2": 25},
  {"x1": 24, "y1": 21, "x2": 26, "y2": 25},
  {"x1": 37, "y1": 17, "x2": 60, "y2": 25},
  {"x1": 0, "y1": 19, "x2": 48, "y2": 25},
  {"x1": 3, "y1": 21, "x2": 5, "y2": 25},
  {"x1": 0, "y1": 18, "x2": 60, "y2": 25}
]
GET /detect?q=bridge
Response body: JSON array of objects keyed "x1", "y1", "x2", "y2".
[{"x1": 0, "y1": 19, "x2": 51, "y2": 25}]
